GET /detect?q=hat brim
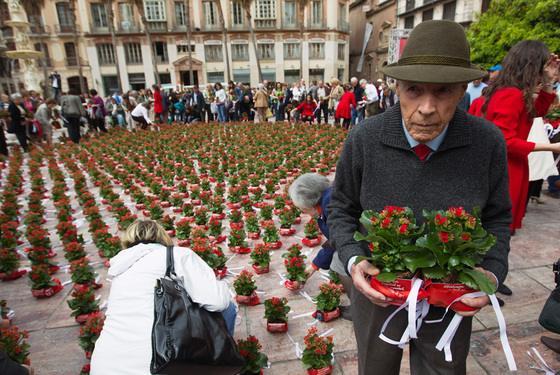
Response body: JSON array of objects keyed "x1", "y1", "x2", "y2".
[{"x1": 381, "y1": 63, "x2": 487, "y2": 84}]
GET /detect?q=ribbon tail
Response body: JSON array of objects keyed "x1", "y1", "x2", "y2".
[{"x1": 489, "y1": 294, "x2": 517, "y2": 371}]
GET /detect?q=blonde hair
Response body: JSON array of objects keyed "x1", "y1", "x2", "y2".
[{"x1": 121, "y1": 220, "x2": 173, "y2": 248}]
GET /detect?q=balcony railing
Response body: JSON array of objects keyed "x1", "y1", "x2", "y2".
[
  {"x1": 146, "y1": 21, "x2": 167, "y2": 31},
  {"x1": 89, "y1": 23, "x2": 109, "y2": 34},
  {"x1": 255, "y1": 19, "x2": 276, "y2": 29},
  {"x1": 55, "y1": 24, "x2": 80, "y2": 34},
  {"x1": 200, "y1": 23, "x2": 221, "y2": 31},
  {"x1": 281, "y1": 21, "x2": 298, "y2": 30},
  {"x1": 338, "y1": 21, "x2": 349, "y2": 31},
  {"x1": 99, "y1": 58, "x2": 116, "y2": 66},
  {"x1": 309, "y1": 21, "x2": 325, "y2": 30},
  {"x1": 117, "y1": 21, "x2": 141, "y2": 33},
  {"x1": 171, "y1": 20, "x2": 194, "y2": 32},
  {"x1": 65, "y1": 57, "x2": 86, "y2": 67},
  {"x1": 230, "y1": 23, "x2": 247, "y2": 31},
  {"x1": 29, "y1": 25, "x2": 50, "y2": 35},
  {"x1": 154, "y1": 55, "x2": 169, "y2": 64}
]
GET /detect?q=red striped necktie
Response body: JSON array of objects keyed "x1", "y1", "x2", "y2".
[{"x1": 413, "y1": 144, "x2": 432, "y2": 162}]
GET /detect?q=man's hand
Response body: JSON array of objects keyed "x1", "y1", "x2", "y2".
[
  {"x1": 304, "y1": 264, "x2": 317, "y2": 279},
  {"x1": 22, "y1": 365, "x2": 34, "y2": 375},
  {"x1": 351, "y1": 260, "x2": 393, "y2": 306},
  {"x1": 455, "y1": 268, "x2": 498, "y2": 317}
]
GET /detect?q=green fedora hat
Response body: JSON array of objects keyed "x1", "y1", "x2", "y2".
[{"x1": 381, "y1": 20, "x2": 487, "y2": 84}]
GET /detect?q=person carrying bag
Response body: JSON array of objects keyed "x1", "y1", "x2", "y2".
[{"x1": 539, "y1": 258, "x2": 560, "y2": 354}]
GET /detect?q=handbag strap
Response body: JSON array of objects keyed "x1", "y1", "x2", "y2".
[{"x1": 165, "y1": 246, "x2": 177, "y2": 278}]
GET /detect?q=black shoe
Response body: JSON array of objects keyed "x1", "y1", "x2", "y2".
[
  {"x1": 497, "y1": 297, "x2": 505, "y2": 307},
  {"x1": 338, "y1": 305, "x2": 353, "y2": 321},
  {"x1": 497, "y1": 284, "x2": 512, "y2": 295}
]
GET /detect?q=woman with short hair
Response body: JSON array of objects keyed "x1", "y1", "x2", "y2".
[
  {"x1": 34, "y1": 98, "x2": 57, "y2": 146},
  {"x1": 7, "y1": 93, "x2": 29, "y2": 152},
  {"x1": 91, "y1": 220, "x2": 234, "y2": 375}
]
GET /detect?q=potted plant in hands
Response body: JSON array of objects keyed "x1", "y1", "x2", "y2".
[
  {"x1": 70, "y1": 258, "x2": 102, "y2": 290},
  {"x1": 278, "y1": 208, "x2": 296, "y2": 236},
  {"x1": 282, "y1": 244, "x2": 307, "y2": 261},
  {"x1": 418, "y1": 206, "x2": 497, "y2": 311},
  {"x1": 302, "y1": 219, "x2": 322, "y2": 247},
  {"x1": 245, "y1": 212, "x2": 261, "y2": 239},
  {"x1": 67, "y1": 286, "x2": 100, "y2": 324},
  {"x1": 285, "y1": 256, "x2": 307, "y2": 291},
  {"x1": 237, "y1": 336, "x2": 268, "y2": 375},
  {"x1": 78, "y1": 312, "x2": 104, "y2": 359},
  {"x1": 28, "y1": 264, "x2": 63, "y2": 298},
  {"x1": 0, "y1": 326, "x2": 30, "y2": 366},
  {"x1": 353, "y1": 206, "x2": 433, "y2": 305},
  {"x1": 176, "y1": 218, "x2": 192, "y2": 247},
  {"x1": 262, "y1": 220, "x2": 282, "y2": 250},
  {"x1": 301, "y1": 327, "x2": 334, "y2": 375},
  {"x1": 250, "y1": 244, "x2": 271, "y2": 274},
  {"x1": 227, "y1": 227, "x2": 251, "y2": 254},
  {"x1": 264, "y1": 297, "x2": 290, "y2": 333},
  {"x1": 312, "y1": 283, "x2": 342, "y2": 322},
  {"x1": 233, "y1": 270, "x2": 260, "y2": 306}
]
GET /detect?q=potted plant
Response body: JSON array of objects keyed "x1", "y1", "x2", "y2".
[
  {"x1": 418, "y1": 206, "x2": 497, "y2": 311},
  {"x1": 78, "y1": 312, "x2": 104, "y2": 359},
  {"x1": 302, "y1": 219, "x2": 322, "y2": 247},
  {"x1": 327, "y1": 269, "x2": 345, "y2": 293},
  {"x1": 227, "y1": 186, "x2": 242, "y2": 208},
  {"x1": 278, "y1": 208, "x2": 296, "y2": 236},
  {"x1": 245, "y1": 212, "x2": 261, "y2": 239},
  {"x1": 170, "y1": 193, "x2": 184, "y2": 213},
  {"x1": 0, "y1": 326, "x2": 30, "y2": 365},
  {"x1": 190, "y1": 186, "x2": 202, "y2": 206},
  {"x1": 259, "y1": 203, "x2": 274, "y2": 222},
  {"x1": 251, "y1": 186, "x2": 264, "y2": 203},
  {"x1": 291, "y1": 205, "x2": 302, "y2": 224},
  {"x1": 194, "y1": 206, "x2": 209, "y2": 227},
  {"x1": 210, "y1": 196, "x2": 226, "y2": 220},
  {"x1": 207, "y1": 247, "x2": 228, "y2": 279},
  {"x1": 227, "y1": 227, "x2": 251, "y2": 254},
  {"x1": 284, "y1": 256, "x2": 307, "y2": 291},
  {"x1": 208, "y1": 218, "x2": 225, "y2": 243},
  {"x1": 301, "y1": 327, "x2": 334, "y2": 375},
  {"x1": 147, "y1": 201, "x2": 164, "y2": 221},
  {"x1": 282, "y1": 244, "x2": 307, "y2": 261},
  {"x1": 70, "y1": 258, "x2": 102, "y2": 290},
  {"x1": 241, "y1": 199, "x2": 255, "y2": 213},
  {"x1": 98, "y1": 236, "x2": 122, "y2": 265},
  {"x1": 67, "y1": 286, "x2": 100, "y2": 324},
  {"x1": 264, "y1": 297, "x2": 290, "y2": 333},
  {"x1": 233, "y1": 270, "x2": 260, "y2": 306},
  {"x1": 160, "y1": 215, "x2": 176, "y2": 237},
  {"x1": 312, "y1": 283, "x2": 342, "y2": 322},
  {"x1": 229, "y1": 209, "x2": 244, "y2": 229},
  {"x1": 273, "y1": 193, "x2": 287, "y2": 215},
  {"x1": 262, "y1": 220, "x2": 282, "y2": 250},
  {"x1": 27, "y1": 264, "x2": 63, "y2": 298},
  {"x1": 249, "y1": 244, "x2": 271, "y2": 274},
  {"x1": 181, "y1": 202, "x2": 195, "y2": 221},
  {"x1": 80, "y1": 364, "x2": 91, "y2": 375},
  {"x1": 176, "y1": 218, "x2": 192, "y2": 247},
  {"x1": 1, "y1": 299, "x2": 13, "y2": 326},
  {"x1": 0, "y1": 248, "x2": 26, "y2": 281},
  {"x1": 353, "y1": 206, "x2": 432, "y2": 305},
  {"x1": 237, "y1": 336, "x2": 268, "y2": 375}
]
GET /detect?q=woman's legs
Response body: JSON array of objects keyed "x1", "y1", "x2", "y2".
[
  {"x1": 217, "y1": 104, "x2": 226, "y2": 123},
  {"x1": 342, "y1": 118, "x2": 350, "y2": 129}
]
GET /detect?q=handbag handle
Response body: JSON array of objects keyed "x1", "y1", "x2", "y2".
[{"x1": 165, "y1": 246, "x2": 177, "y2": 278}]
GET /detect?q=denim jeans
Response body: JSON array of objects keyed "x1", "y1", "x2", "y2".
[
  {"x1": 216, "y1": 103, "x2": 226, "y2": 123},
  {"x1": 351, "y1": 107, "x2": 364, "y2": 125},
  {"x1": 548, "y1": 175, "x2": 560, "y2": 193},
  {"x1": 220, "y1": 301, "x2": 237, "y2": 336}
]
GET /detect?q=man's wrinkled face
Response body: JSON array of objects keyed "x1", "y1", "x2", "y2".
[{"x1": 396, "y1": 80, "x2": 467, "y2": 144}]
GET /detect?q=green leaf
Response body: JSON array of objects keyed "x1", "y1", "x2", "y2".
[
  {"x1": 459, "y1": 268, "x2": 495, "y2": 295},
  {"x1": 449, "y1": 255, "x2": 460, "y2": 267},
  {"x1": 402, "y1": 251, "x2": 437, "y2": 272},
  {"x1": 354, "y1": 232, "x2": 367, "y2": 242},
  {"x1": 421, "y1": 265, "x2": 446, "y2": 280},
  {"x1": 375, "y1": 271, "x2": 396, "y2": 282},
  {"x1": 461, "y1": 256, "x2": 475, "y2": 268},
  {"x1": 355, "y1": 256, "x2": 373, "y2": 265}
]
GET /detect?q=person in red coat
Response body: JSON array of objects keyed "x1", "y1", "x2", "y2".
[
  {"x1": 467, "y1": 87, "x2": 489, "y2": 117},
  {"x1": 296, "y1": 94, "x2": 317, "y2": 123},
  {"x1": 336, "y1": 84, "x2": 357, "y2": 129},
  {"x1": 152, "y1": 84, "x2": 163, "y2": 122},
  {"x1": 481, "y1": 40, "x2": 560, "y2": 234}
]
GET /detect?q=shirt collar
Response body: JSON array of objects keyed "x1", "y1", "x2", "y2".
[{"x1": 401, "y1": 118, "x2": 449, "y2": 151}]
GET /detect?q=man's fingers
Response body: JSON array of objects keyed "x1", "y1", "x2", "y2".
[
  {"x1": 454, "y1": 295, "x2": 490, "y2": 317},
  {"x1": 351, "y1": 261, "x2": 392, "y2": 305}
]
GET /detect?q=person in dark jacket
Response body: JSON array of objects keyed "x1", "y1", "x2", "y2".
[
  {"x1": 160, "y1": 89, "x2": 169, "y2": 124},
  {"x1": 8, "y1": 94, "x2": 29, "y2": 152},
  {"x1": 238, "y1": 95, "x2": 254, "y2": 121}
]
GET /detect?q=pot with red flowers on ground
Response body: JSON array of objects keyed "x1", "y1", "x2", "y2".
[
  {"x1": 210, "y1": 196, "x2": 226, "y2": 220},
  {"x1": 170, "y1": 193, "x2": 184, "y2": 213},
  {"x1": 181, "y1": 202, "x2": 195, "y2": 222},
  {"x1": 312, "y1": 283, "x2": 342, "y2": 322},
  {"x1": 250, "y1": 244, "x2": 271, "y2": 274},
  {"x1": 159, "y1": 215, "x2": 176, "y2": 237},
  {"x1": 237, "y1": 336, "x2": 268, "y2": 375},
  {"x1": 227, "y1": 228, "x2": 251, "y2": 254},
  {"x1": 226, "y1": 186, "x2": 242, "y2": 209},
  {"x1": 234, "y1": 270, "x2": 260, "y2": 306},
  {"x1": 278, "y1": 208, "x2": 296, "y2": 236},
  {"x1": 284, "y1": 256, "x2": 307, "y2": 291},
  {"x1": 244, "y1": 212, "x2": 261, "y2": 239},
  {"x1": 261, "y1": 220, "x2": 282, "y2": 250},
  {"x1": 259, "y1": 202, "x2": 274, "y2": 223},
  {"x1": 68, "y1": 285, "x2": 100, "y2": 324},
  {"x1": 273, "y1": 193, "x2": 288, "y2": 215},
  {"x1": 193, "y1": 206, "x2": 209, "y2": 227},
  {"x1": 190, "y1": 186, "x2": 202, "y2": 206},
  {"x1": 176, "y1": 218, "x2": 192, "y2": 247},
  {"x1": 70, "y1": 258, "x2": 102, "y2": 290},
  {"x1": 28, "y1": 265, "x2": 64, "y2": 298},
  {"x1": 301, "y1": 327, "x2": 334, "y2": 375},
  {"x1": 78, "y1": 312, "x2": 104, "y2": 359},
  {"x1": 327, "y1": 269, "x2": 345, "y2": 293},
  {"x1": 146, "y1": 201, "x2": 164, "y2": 221},
  {"x1": 264, "y1": 297, "x2": 290, "y2": 333},
  {"x1": 0, "y1": 326, "x2": 31, "y2": 367},
  {"x1": 229, "y1": 209, "x2": 244, "y2": 229},
  {"x1": 302, "y1": 219, "x2": 322, "y2": 247},
  {"x1": 0, "y1": 248, "x2": 26, "y2": 281},
  {"x1": 208, "y1": 218, "x2": 226, "y2": 243}
]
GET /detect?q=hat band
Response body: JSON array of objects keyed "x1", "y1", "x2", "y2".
[{"x1": 397, "y1": 55, "x2": 472, "y2": 68}]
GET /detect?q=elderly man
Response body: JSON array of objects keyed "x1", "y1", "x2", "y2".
[
  {"x1": 350, "y1": 77, "x2": 364, "y2": 125},
  {"x1": 314, "y1": 80, "x2": 330, "y2": 124},
  {"x1": 359, "y1": 79, "x2": 379, "y2": 118},
  {"x1": 328, "y1": 20, "x2": 511, "y2": 375}
]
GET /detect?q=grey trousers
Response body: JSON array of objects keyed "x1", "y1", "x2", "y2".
[{"x1": 352, "y1": 284, "x2": 472, "y2": 375}]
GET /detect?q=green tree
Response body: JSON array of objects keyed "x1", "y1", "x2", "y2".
[{"x1": 467, "y1": 0, "x2": 560, "y2": 68}]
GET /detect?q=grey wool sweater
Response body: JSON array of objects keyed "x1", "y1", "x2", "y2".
[{"x1": 327, "y1": 102, "x2": 513, "y2": 284}]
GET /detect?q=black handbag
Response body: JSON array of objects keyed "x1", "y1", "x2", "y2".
[
  {"x1": 538, "y1": 259, "x2": 560, "y2": 334},
  {"x1": 150, "y1": 246, "x2": 244, "y2": 375}
]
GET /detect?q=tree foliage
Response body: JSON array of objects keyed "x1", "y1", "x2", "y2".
[{"x1": 467, "y1": 0, "x2": 560, "y2": 68}]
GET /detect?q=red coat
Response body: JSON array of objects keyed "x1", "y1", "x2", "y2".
[
  {"x1": 336, "y1": 92, "x2": 356, "y2": 119},
  {"x1": 468, "y1": 96, "x2": 484, "y2": 117},
  {"x1": 485, "y1": 87, "x2": 556, "y2": 230},
  {"x1": 153, "y1": 90, "x2": 163, "y2": 114},
  {"x1": 296, "y1": 101, "x2": 317, "y2": 118}
]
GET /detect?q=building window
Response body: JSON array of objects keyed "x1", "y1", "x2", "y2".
[
  {"x1": 231, "y1": 2, "x2": 244, "y2": 25},
  {"x1": 379, "y1": 31, "x2": 383, "y2": 42},
  {"x1": 309, "y1": 43, "x2": 324, "y2": 59},
  {"x1": 233, "y1": 69, "x2": 250, "y2": 85},
  {"x1": 283, "y1": 1, "x2": 296, "y2": 26},
  {"x1": 124, "y1": 42, "x2": 142, "y2": 64},
  {"x1": 232, "y1": 44, "x2": 249, "y2": 60},
  {"x1": 309, "y1": 68, "x2": 323, "y2": 83},
  {"x1": 97, "y1": 43, "x2": 115, "y2": 65},
  {"x1": 337, "y1": 43, "x2": 345, "y2": 60},
  {"x1": 443, "y1": 1, "x2": 456, "y2": 21},
  {"x1": 338, "y1": 3, "x2": 347, "y2": 29},
  {"x1": 34, "y1": 42, "x2": 51, "y2": 67},
  {"x1": 102, "y1": 75, "x2": 119, "y2": 96},
  {"x1": 205, "y1": 45, "x2": 223, "y2": 62},
  {"x1": 207, "y1": 71, "x2": 224, "y2": 84},
  {"x1": 257, "y1": 43, "x2": 275, "y2": 60},
  {"x1": 422, "y1": 8, "x2": 433, "y2": 21},
  {"x1": 310, "y1": 1, "x2": 322, "y2": 27},
  {"x1": 284, "y1": 69, "x2": 300, "y2": 84},
  {"x1": 91, "y1": 3, "x2": 108, "y2": 28},
  {"x1": 119, "y1": 3, "x2": 135, "y2": 24},
  {"x1": 174, "y1": 2, "x2": 187, "y2": 26},
  {"x1": 64, "y1": 42, "x2": 77, "y2": 65},
  {"x1": 203, "y1": 2, "x2": 218, "y2": 26},
  {"x1": 152, "y1": 41, "x2": 168, "y2": 63},
  {"x1": 129, "y1": 73, "x2": 145, "y2": 90},
  {"x1": 177, "y1": 44, "x2": 195, "y2": 53},
  {"x1": 337, "y1": 68, "x2": 344, "y2": 82},
  {"x1": 256, "y1": 0, "x2": 276, "y2": 19},
  {"x1": 144, "y1": 0, "x2": 166, "y2": 21},
  {"x1": 284, "y1": 43, "x2": 300, "y2": 59},
  {"x1": 56, "y1": 2, "x2": 73, "y2": 30},
  {"x1": 404, "y1": 15, "x2": 414, "y2": 29},
  {"x1": 262, "y1": 69, "x2": 276, "y2": 82},
  {"x1": 159, "y1": 73, "x2": 172, "y2": 85},
  {"x1": 406, "y1": 0, "x2": 415, "y2": 11}
]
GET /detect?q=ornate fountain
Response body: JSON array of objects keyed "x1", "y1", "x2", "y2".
[{"x1": 4, "y1": 0, "x2": 44, "y2": 93}]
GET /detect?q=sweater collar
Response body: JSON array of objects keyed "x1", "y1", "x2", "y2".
[{"x1": 380, "y1": 102, "x2": 472, "y2": 152}]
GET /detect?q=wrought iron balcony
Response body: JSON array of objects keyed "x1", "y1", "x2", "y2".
[
  {"x1": 117, "y1": 21, "x2": 141, "y2": 33},
  {"x1": 255, "y1": 19, "x2": 276, "y2": 29},
  {"x1": 55, "y1": 24, "x2": 80, "y2": 34}
]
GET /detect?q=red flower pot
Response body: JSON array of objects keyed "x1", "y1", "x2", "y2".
[
  {"x1": 209, "y1": 177, "x2": 216, "y2": 182},
  {"x1": 74, "y1": 280, "x2": 103, "y2": 290},
  {"x1": 0, "y1": 269, "x2": 27, "y2": 281},
  {"x1": 369, "y1": 277, "x2": 429, "y2": 306},
  {"x1": 226, "y1": 202, "x2": 241, "y2": 209},
  {"x1": 124, "y1": 189, "x2": 130, "y2": 195},
  {"x1": 166, "y1": 229, "x2": 176, "y2": 238},
  {"x1": 279, "y1": 178, "x2": 287, "y2": 184},
  {"x1": 172, "y1": 207, "x2": 183, "y2": 213},
  {"x1": 265, "y1": 241, "x2": 282, "y2": 250},
  {"x1": 267, "y1": 321, "x2": 288, "y2": 333},
  {"x1": 279, "y1": 228, "x2": 296, "y2": 236},
  {"x1": 214, "y1": 267, "x2": 227, "y2": 279},
  {"x1": 177, "y1": 239, "x2": 190, "y2": 247},
  {"x1": 293, "y1": 217, "x2": 302, "y2": 224},
  {"x1": 313, "y1": 308, "x2": 340, "y2": 322},
  {"x1": 160, "y1": 201, "x2": 171, "y2": 208},
  {"x1": 212, "y1": 236, "x2": 226, "y2": 244},
  {"x1": 191, "y1": 199, "x2": 202, "y2": 206},
  {"x1": 424, "y1": 280, "x2": 479, "y2": 312},
  {"x1": 230, "y1": 222, "x2": 244, "y2": 230},
  {"x1": 101, "y1": 199, "x2": 110, "y2": 205},
  {"x1": 85, "y1": 351, "x2": 92, "y2": 359},
  {"x1": 31, "y1": 278, "x2": 64, "y2": 299},
  {"x1": 75, "y1": 311, "x2": 98, "y2": 325},
  {"x1": 247, "y1": 231, "x2": 260, "y2": 240},
  {"x1": 142, "y1": 210, "x2": 151, "y2": 217},
  {"x1": 104, "y1": 260, "x2": 111, "y2": 267},
  {"x1": 135, "y1": 204, "x2": 145, "y2": 210},
  {"x1": 211, "y1": 213, "x2": 226, "y2": 220},
  {"x1": 49, "y1": 265, "x2": 60, "y2": 275},
  {"x1": 329, "y1": 280, "x2": 345, "y2": 293},
  {"x1": 236, "y1": 291, "x2": 260, "y2": 306},
  {"x1": 307, "y1": 365, "x2": 333, "y2": 375},
  {"x1": 273, "y1": 209, "x2": 283, "y2": 215},
  {"x1": 252, "y1": 264, "x2": 269, "y2": 274},
  {"x1": 183, "y1": 216, "x2": 195, "y2": 223},
  {"x1": 47, "y1": 250, "x2": 57, "y2": 258},
  {"x1": 302, "y1": 237, "x2": 322, "y2": 247},
  {"x1": 229, "y1": 246, "x2": 251, "y2": 254},
  {"x1": 285, "y1": 279, "x2": 305, "y2": 291}
]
